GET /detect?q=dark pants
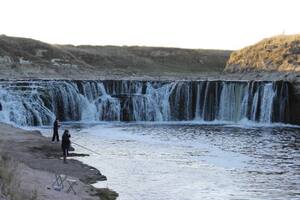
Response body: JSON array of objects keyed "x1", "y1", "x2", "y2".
[
  {"x1": 62, "y1": 147, "x2": 69, "y2": 163},
  {"x1": 62, "y1": 148, "x2": 69, "y2": 156},
  {"x1": 52, "y1": 129, "x2": 59, "y2": 141}
]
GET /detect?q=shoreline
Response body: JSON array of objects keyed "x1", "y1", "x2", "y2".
[{"x1": 0, "y1": 123, "x2": 118, "y2": 200}]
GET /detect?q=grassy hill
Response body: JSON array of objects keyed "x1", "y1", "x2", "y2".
[
  {"x1": 225, "y1": 35, "x2": 300, "y2": 73},
  {"x1": 0, "y1": 35, "x2": 231, "y2": 79}
]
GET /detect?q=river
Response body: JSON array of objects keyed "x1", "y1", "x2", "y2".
[{"x1": 39, "y1": 122, "x2": 300, "y2": 200}]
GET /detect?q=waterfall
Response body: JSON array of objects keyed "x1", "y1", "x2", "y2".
[
  {"x1": 0, "y1": 80, "x2": 292, "y2": 126},
  {"x1": 194, "y1": 82, "x2": 205, "y2": 120},
  {"x1": 259, "y1": 83, "x2": 276, "y2": 123}
]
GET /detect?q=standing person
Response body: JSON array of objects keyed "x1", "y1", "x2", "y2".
[
  {"x1": 61, "y1": 129, "x2": 71, "y2": 163},
  {"x1": 52, "y1": 118, "x2": 60, "y2": 142}
]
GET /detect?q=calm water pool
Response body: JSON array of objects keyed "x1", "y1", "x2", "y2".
[{"x1": 40, "y1": 122, "x2": 300, "y2": 200}]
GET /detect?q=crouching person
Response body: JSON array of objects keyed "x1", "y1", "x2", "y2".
[{"x1": 61, "y1": 130, "x2": 71, "y2": 163}]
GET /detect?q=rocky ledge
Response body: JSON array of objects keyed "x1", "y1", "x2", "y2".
[{"x1": 224, "y1": 34, "x2": 300, "y2": 124}]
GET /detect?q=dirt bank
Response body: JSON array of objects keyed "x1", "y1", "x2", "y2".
[{"x1": 0, "y1": 123, "x2": 118, "y2": 200}]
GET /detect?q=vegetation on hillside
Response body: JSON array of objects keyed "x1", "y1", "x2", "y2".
[
  {"x1": 0, "y1": 35, "x2": 231, "y2": 78},
  {"x1": 62, "y1": 45, "x2": 231, "y2": 74},
  {"x1": 225, "y1": 34, "x2": 300, "y2": 72}
]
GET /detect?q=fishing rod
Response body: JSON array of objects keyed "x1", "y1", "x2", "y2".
[{"x1": 71, "y1": 141, "x2": 102, "y2": 156}]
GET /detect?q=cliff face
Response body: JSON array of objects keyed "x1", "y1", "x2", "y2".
[
  {"x1": 225, "y1": 35, "x2": 300, "y2": 73},
  {"x1": 225, "y1": 34, "x2": 300, "y2": 125},
  {"x1": 0, "y1": 35, "x2": 231, "y2": 79}
]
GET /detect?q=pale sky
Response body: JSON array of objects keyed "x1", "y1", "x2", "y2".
[{"x1": 1, "y1": 0, "x2": 299, "y2": 50}]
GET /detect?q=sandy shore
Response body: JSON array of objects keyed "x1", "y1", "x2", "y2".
[{"x1": 0, "y1": 123, "x2": 118, "y2": 200}]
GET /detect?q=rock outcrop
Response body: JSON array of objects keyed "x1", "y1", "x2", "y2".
[
  {"x1": 225, "y1": 34, "x2": 300, "y2": 73},
  {"x1": 225, "y1": 34, "x2": 300, "y2": 125}
]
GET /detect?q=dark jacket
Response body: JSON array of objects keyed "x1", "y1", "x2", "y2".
[
  {"x1": 53, "y1": 120, "x2": 60, "y2": 132},
  {"x1": 61, "y1": 132, "x2": 71, "y2": 149}
]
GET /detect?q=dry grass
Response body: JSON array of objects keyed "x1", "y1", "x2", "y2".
[
  {"x1": 225, "y1": 34, "x2": 300, "y2": 72},
  {"x1": 0, "y1": 35, "x2": 231, "y2": 79}
]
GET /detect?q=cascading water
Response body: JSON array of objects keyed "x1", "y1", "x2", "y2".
[
  {"x1": 0, "y1": 80, "x2": 291, "y2": 126},
  {"x1": 218, "y1": 82, "x2": 246, "y2": 121}
]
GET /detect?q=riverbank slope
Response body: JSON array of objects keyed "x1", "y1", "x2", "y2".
[{"x1": 0, "y1": 123, "x2": 118, "y2": 200}]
